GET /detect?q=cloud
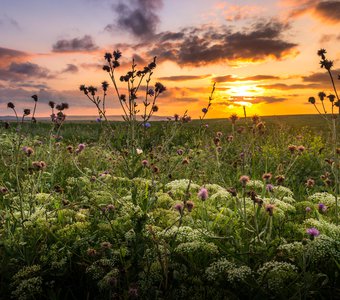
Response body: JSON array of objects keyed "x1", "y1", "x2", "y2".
[
  {"x1": 285, "y1": 0, "x2": 340, "y2": 23},
  {"x1": 222, "y1": 4, "x2": 264, "y2": 21},
  {"x1": 213, "y1": 74, "x2": 280, "y2": 82},
  {"x1": 314, "y1": 1, "x2": 340, "y2": 23},
  {"x1": 157, "y1": 75, "x2": 211, "y2": 81},
  {"x1": 258, "y1": 83, "x2": 323, "y2": 90},
  {"x1": 302, "y1": 68, "x2": 340, "y2": 83},
  {"x1": 0, "y1": 47, "x2": 28, "y2": 67},
  {"x1": 144, "y1": 20, "x2": 298, "y2": 66},
  {"x1": 61, "y1": 64, "x2": 79, "y2": 73},
  {"x1": 8, "y1": 62, "x2": 52, "y2": 78},
  {"x1": 106, "y1": 0, "x2": 163, "y2": 39},
  {"x1": 0, "y1": 14, "x2": 20, "y2": 30},
  {"x1": 52, "y1": 35, "x2": 99, "y2": 52},
  {"x1": 0, "y1": 62, "x2": 54, "y2": 85},
  {"x1": 16, "y1": 82, "x2": 50, "y2": 89},
  {"x1": 218, "y1": 95, "x2": 287, "y2": 106}
]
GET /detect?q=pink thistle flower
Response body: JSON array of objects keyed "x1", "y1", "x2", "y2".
[
  {"x1": 174, "y1": 203, "x2": 183, "y2": 213},
  {"x1": 318, "y1": 203, "x2": 327, "y2": 213},
  {"x1": 306, "y1": 227, "x2": 320, "y2": 240},
  {"x1": 198, "y1": 187, "x2": 208, "y2": 201},
  {"x1": 265, "y1": 204, "x2": 275, "y2": 216},
  {"x1": 239, "y1": 175, "x2": 250, "y2": 186},
  {"x1": 186, "y1": 200, "x2": 194, "y2": 212}
]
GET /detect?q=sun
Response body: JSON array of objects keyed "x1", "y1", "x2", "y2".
[{"x1": 229, "y1": 84, "x2": 264, "y2": 97}]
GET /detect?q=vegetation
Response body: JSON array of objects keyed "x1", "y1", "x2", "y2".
[{"x1": 0, "y1": 49, "x2": 339, "y2": 299}]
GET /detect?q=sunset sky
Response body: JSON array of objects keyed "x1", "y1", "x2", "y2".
[{"x1": 0, "y1": 0, "x2": 339, "y2": 118}]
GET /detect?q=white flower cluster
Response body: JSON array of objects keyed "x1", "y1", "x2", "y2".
[
  {"x1": 174, "y1": 241, "x2": 219, "y2": 256},
  {"x1": 273, "y1": 186, "x2": 294, "y2": 198},
  {"x1": 155, "y1": 192, "x2": 176, "y2": 209},
  {"x1": 281, "y1": 196, "x2": 296, "y2": 204},
  {"x1": 159, "y1": 226, "x2": 205, "y2": 243},
  {"x1": 308, "y1": 192, "x2": 336, "y2": 207},
  {"x1": 257, "y1": 261, "x2": 298, "y2": 292},
  {"x1": 304, "y1": 218, "x2": 340, "y2": 239},
  {"x1": 247, "y1": 180, "x2": 264, "y2": 190},
  {"x1": 306, "y1": 234, "x2": 340, "y2": 265},
  {"x1": 165, "y1": 179, "x2": 200, "y2": 197},
  {"x1": 264, "y1": 198, "x2": 296, "y2": 214},
  {"x1": 205, "y1": 258, "x2": 252, "y2": 284},
  {"x1": 209, "y1": 190, "x2": 233, "y2": 207},
  {"x1": 205, "y1": 183, "x2": 226, "y2": 194},
  {"x1": 277, "y1": 242, "x2": 304, "y2": 258},
  {"x1": 35, "y1": 193, "x2": 52, "y2": 203},
  {"x1": 86, "y1": 258, "x2": 116, "y2": 280}
]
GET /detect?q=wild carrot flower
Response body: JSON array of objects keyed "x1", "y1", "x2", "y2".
[
  {"x1": 198, "y1": 187, "x2": 208, "y2": 201},
  {"x1": 216, "y1": 131, "x2": 223, "y2": 138},
  {"x1": 136, "y1": 148, "x2": 143, "y2": 155}
]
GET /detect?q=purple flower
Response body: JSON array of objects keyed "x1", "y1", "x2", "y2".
[
  {"x1": 198, "y1": 187, "x2": 208, "y2": 201},
  {"x1": 266, "y1": 184, "x2": 274, "y2": 192},
  {"x1": 96, "y1": 118, "x2": 102, "y2": 122},
  {"x1": 144, "y1": 122, "x2": 151, "y2": 128},
  {"x1": 306, "y1": 227, "x2": 320, "y2": 240},
  {"x1": 318, "y1": 203, "x2": 327, "y2": 213},
  {"x1": 202, "y1": 108, "x2": 208, "y2": 114},
  {"x1": 305, "y1": 207, "x2": 311, "y2": 213},
  {"x1": 76, "y1": 143, "x2": 86, "y2": 154},
  {"x1": 174, "y1": 203, "x2": 183, "y2": 213},
  {"x1": 177, "y1": 149, "x2": 184, "y2": 155}
]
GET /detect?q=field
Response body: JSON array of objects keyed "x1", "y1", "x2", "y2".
[{"x1": 0, "y1": 114, "x2": 339, "y2": 300}]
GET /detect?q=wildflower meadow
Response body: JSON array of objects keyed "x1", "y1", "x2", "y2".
[{"x1": 0, "y1": 49, "x2": 339, "y2": 300}]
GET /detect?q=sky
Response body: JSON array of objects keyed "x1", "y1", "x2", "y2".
[{"x1": 0, "y1": 0, "x2": 339, "y2": 119}]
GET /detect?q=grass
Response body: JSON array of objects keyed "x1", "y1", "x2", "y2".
[{"x1": 0, "y1": 114, "x2": 339, "y2": 299}]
